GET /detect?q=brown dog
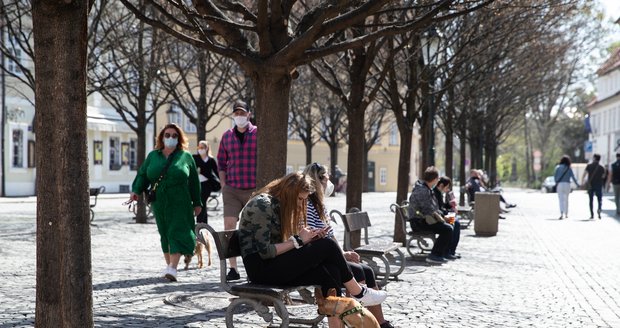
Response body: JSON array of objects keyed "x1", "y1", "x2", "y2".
[
  {"x1": 183, "y1": 229, "x2": 213, "y2": 270},
  {"x1": 315, "y1": 288, "x2": 379, "y2": 328}
]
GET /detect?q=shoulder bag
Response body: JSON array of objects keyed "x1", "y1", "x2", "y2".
[{"x1": 146, "y1": 150, "x2": 177, "y2": 204}]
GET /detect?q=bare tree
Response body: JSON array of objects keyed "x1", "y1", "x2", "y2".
[
  {"x1": 118, "y1": 0, "x2": 492, "y2": 192},
  {"x1": 289, "y1": 66, "x2": 323, "y2": 164},
  {"x1": 89, "y1": 1, "x2": 174, "y2": 223},
  {"x1": 161, "y1": 42, "x2": 249, "y2": 143},
  {"x1": 32, "y1": 1, "x2": 93, "y2": 326}
]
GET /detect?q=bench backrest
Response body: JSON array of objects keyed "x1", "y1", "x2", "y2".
[
  {"x1": 329, "y1": 209, "x2": 371, "y2": 251},
  {"x1": 390, "y1": 201, "x2": 411, "y2": 236},
  {"x1": 196, "y1": 223, "x2": 240, "y2": 292}
]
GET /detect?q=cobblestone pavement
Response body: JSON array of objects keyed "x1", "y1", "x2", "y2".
[{"x1": 1, "y1": 189, "x2": 620, "y2": 327}]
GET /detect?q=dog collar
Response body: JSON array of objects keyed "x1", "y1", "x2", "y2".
[{"x1": 338, "y1": 304, "x2": 365, "y2": 321}]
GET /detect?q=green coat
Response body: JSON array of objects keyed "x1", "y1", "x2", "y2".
[{"x1": 132, "y1": 149, "x2": 201, "y2": 255}]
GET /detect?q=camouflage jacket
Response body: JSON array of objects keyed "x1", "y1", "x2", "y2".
[{"x1": 238, "y1": 193, "x2": 282, "y2": 259}]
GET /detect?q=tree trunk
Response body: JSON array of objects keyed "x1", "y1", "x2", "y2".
[
  {"x1": 305, "y1": 139, "x2": 313, "y2": 165},
  {"x1": 393, "y1": 126, "x2": 412, "y2": 243},
  {"x1": 346, "y1": 108, "x2": 364, "y2": 248},
  {"x1": 459, "y1": 130, "x2": 467, "y2": 206},
  {"x1": 253, "y1": 72, "x2": 291, "y2": 188},
  {"x1": 135, "y1": 125, "x2": 149, "y2": 223},
  {"x1": 329, "y1": 144, "x2": 339, "y2": 190},
  {"x1": 33, "y1": 2, "x2": 93, "y2": 327}
]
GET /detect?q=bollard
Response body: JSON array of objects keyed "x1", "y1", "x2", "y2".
[{"x1": 474, "y1": 192, "x2": 500, "y2": 236}]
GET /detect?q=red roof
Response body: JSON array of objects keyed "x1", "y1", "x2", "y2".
[{"x1": 597, "y1": 47, "x2": 620, "y2": 76}]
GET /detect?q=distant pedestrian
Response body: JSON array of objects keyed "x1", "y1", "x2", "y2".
[
  {"x1": 130, "y1": 123, "x2": 202, "y2": 282},
  {"x1": 582, "y1": 154, "x2": 606, "y2": 219},
  {"x1": 607, "y1": 152, "x2": 620, "y2": 215},
  {"x1": 193, "y1": 140, "x2": 220, "y2": 224},
  {"x1": 217, "y1": 99, "x2": 257, "y2": 281},
  {"x1": 554, "y1": 155, "x2": 580, "y2": 220}
]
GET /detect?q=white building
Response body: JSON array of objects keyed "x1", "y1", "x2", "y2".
[{"x1": 589, "y1": 48, "x2": 620, "y2": 165}]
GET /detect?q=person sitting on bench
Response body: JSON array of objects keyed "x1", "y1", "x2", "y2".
[
  {"x1": 303, "y1": 163, "x2": 394, "y2": 328},
  {"x1": 408, "y1": 166, "x2": 456, "y2": 264},
  {"x1": 238, "y1": 172, "x2": 387, "y2": 328},
  {"x1": 433, "y1": 176, "x2": 461, "y2": 259}
]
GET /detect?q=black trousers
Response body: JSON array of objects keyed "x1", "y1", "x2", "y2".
[
  {"x1": 242, "y1": 238, "x2": 354, "y2": 296},
  {"x1": 348, "y1": 262, "x2": 377, "y2": 289},
  {"x1": 411, "y1": 219, "x2": 454, "y2": 257},
  {"x1": 196, "y1": 181, "x2": 211, "y2": 224}
]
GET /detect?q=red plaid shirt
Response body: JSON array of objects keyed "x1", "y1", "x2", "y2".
[{"x1": 217, "y1": 123, "x2": 257, "y2": 189}]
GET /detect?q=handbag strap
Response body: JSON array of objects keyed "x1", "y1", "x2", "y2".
[
  {"x1": 153, "y1": 150, "x2": 177, "y2": 189},
  {"x1": 558, "y1": 167, "x2": 569, "y2": 181}
]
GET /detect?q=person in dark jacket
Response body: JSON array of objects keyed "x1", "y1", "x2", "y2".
[
  {"x1": 433, "y1": 176, "x2": 461, "y2": 258},
  {"x1": 607, "y1": 153, "x2": 620, "y2": 216},
  {"x1": 582, "y1": 154, "x2": 606, "y2": 219},
  {"x1": 408, "y1": 167, "x2": 455, "y2": 264},
  {"x1": 193, "y1": 140, "x2": 220, "y2": 224}
]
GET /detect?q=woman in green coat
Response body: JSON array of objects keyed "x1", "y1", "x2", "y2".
[{"x1": 131, "y1": 123, "x2": 202, "y2": 282}]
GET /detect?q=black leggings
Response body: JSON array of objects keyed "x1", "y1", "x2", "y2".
[
  {"x1": 348, "y1": 262, "x2": 377, "y2": 289},
  {"x1": 196, "y1": 181, "x2": 211, "y2": 224},
  {"x1": 242, "y1": 238, "x2": 354, "y2": 296}
]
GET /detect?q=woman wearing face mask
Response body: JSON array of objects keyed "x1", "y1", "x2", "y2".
[
  {"x1": 130, "y1": 123, "x2": 202, "y2": 282},
  {"x1": 302, "y1": 163, "x2": 394, "y2": 328},
  {"x1": 193, "y1": 140, "x2": 220, "y2": 224}
]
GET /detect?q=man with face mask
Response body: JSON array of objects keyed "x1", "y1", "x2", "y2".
[
  {"x1": 407, "y1": 166, "x2": 455, "y2": 264},
  {"x1": 217, "y1": 99, "x2": 257, "y2": 281}
]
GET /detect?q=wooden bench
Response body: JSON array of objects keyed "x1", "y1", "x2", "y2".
[
  {"x1": 457, "y1": 205, "x2": 474, "y2": 229},
  {"x1": 89, "y1": 186, "x2": 105, "y2": 222},
  {"x1": 329, "y1": 209, "x2": 405, "y2": 287},
  {"x1": 195, "y1": 223, "x2": 324, "y2": 328},
  {"x1": 390, "y1": 201, "x2": 437, "y2": 258}
]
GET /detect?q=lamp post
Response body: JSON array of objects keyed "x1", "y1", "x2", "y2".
[
  {"x1": 166, "y1": 105, "x2": 179, "y2": 124},
  {"x1": 421, "y1": 27, "x2": 440, "y2": 167}
]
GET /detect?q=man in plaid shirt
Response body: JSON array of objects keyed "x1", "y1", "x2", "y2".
[{"x1": 217, "y1": 99, "x2": 257, "y2": 280}]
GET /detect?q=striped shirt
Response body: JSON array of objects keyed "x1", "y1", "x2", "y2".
[
  {"x1": 306, "y1": 200, "x2": 334, "y2": 238},
  {"x1": 217, "y1": 123, "x2": 257, "y2": 189}
]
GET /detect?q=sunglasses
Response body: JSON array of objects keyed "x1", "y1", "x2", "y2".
[{"x1": 164, "y1": 133, "x2": 178, "y2": 139}]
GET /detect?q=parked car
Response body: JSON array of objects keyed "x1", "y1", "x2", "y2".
[{"x1": 541, "y1": 176, "x2": 556, "y2": 193}]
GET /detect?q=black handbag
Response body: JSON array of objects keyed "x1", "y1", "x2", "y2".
[{"x1": 146, "y1": 150, "x2": 177, "y2": 204}]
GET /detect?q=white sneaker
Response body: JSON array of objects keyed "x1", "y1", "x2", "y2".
[
  {"x1": 164, "y1": 267, "x2": 177, "y2": 282},
  {"x1": 354, "y1": 287, "x2": 387, "y2": 306}
]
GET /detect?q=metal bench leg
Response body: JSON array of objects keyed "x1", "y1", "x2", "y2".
[{"x1": 226, "y1": 297, "x2": 288, "y2": 328}]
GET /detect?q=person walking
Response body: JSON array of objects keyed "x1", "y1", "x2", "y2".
[
  {"x1": 238, "y1": 172, "x2": 387, "y2": 328},
  {"x1": 554, "y1": 155, "x2": 580, "y2": 220},
  {"x1": 608, "y1": 152, "x2": 620, "y2": 216},
  {"x1": 130, "y1": 123, "x2": 202, "y2": 282},
  {"x1": 193, "y1": 140, "x2": 220, "y2": 224},
  {"x1": 582, "y1": 154, "x2": 606, "y2": 219},
  {"x1": 217, "y1": 99, "x2": 257, "y2": 281},
  {"x1": 408, "y1": 166, "x2": 455, "y2": 264}
]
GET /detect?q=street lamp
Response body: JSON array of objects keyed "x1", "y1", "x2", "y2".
[
  {"x1": 166, "y1": 105, "x2": 179, "y2": 124},
  {"x1": 421, "y1": 26, "x2": 441, "y2": 167}
]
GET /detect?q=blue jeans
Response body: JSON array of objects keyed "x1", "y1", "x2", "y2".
[{"x1": 588, "y1": 185, "x2": 603, "y2": 217}]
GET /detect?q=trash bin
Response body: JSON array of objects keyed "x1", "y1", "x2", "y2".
[{"x1": 474, "y1": 192, "x2": 500, "y2": 236}]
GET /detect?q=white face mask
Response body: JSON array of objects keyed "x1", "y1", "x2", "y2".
[
  {"x1": 324, "y1": 180, "x2": 335, "y2": 197},
  {"x1": 198, "y1": 149, "x2": 207, "y2": 156},
  {"x1": 234, "y1": 116, "x2": 249, "y2": 128},
  {"x1": 164, "y1": 137, "x2": 178, "y2": 149}
]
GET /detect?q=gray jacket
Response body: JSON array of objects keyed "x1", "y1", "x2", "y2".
[{"x1": 408, "y1": 180, "x2": 445, "y2": 224}]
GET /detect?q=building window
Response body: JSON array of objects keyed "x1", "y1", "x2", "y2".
[
  {"x1": 28, "y1": 140, "x2": 35, "y2": 168},
  {"x1": 129, "y1": 139, "x2": 137, "y2": 170},
  {"x1": 6, "y1": 35, "x2": 23, "y2": 75},
  {"x1": 109, "y1": 137, "x2": 121, "y2": 170},
  {"x1": 389, "y1": 123, "x2": 398, "y2": 145},
  {"x1": 12, "y1": 129, "x2": 24, "y2": 168},
  {"x1": 184, "y1": 116, "x2": 197, "y2": 133},
  {"x1": 379, "y1": 167, "x2": 387, "y2": 185}
]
